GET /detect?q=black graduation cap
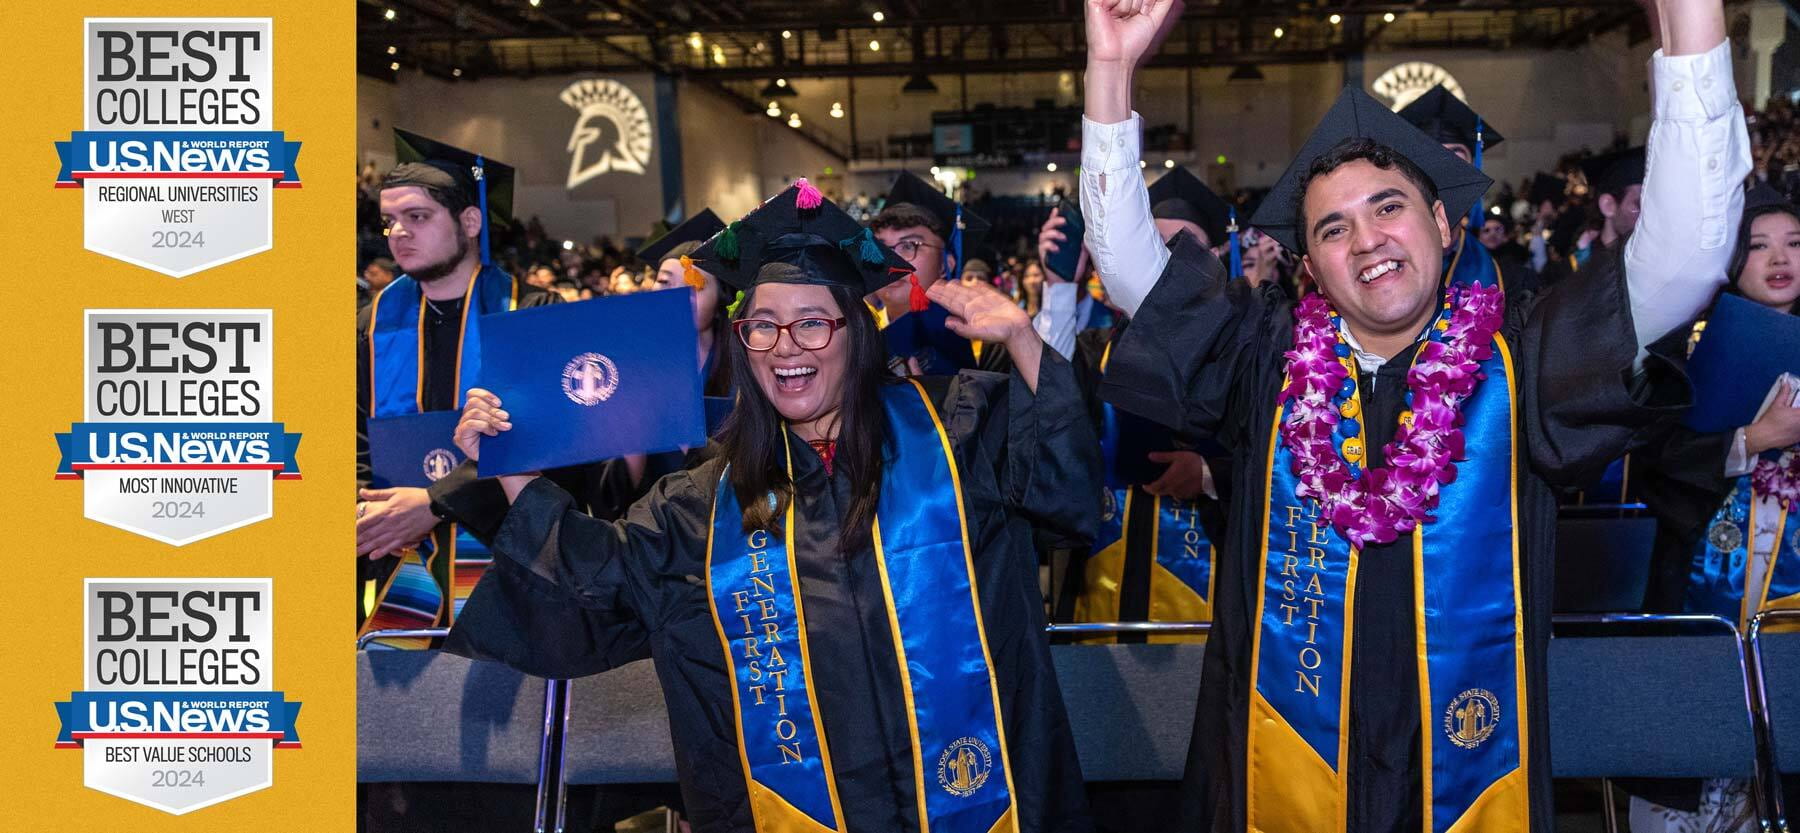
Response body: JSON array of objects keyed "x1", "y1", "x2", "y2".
[
  {"x1": 1528, "y1": 173, "x2": 1568, "y2": 208},
  {"x1": 638, "y1": 208, "x2": 726, "y2": 265},
  {"x1": 1148, "y1": 166, "x2": 1234, "y2": 247},
  {"x1": 882, "y1": 172, "x2": 993, "y2": 273},
  {"x1": 692, "y1": 179, "x2": 912, "y2": 297},
  {"x1": 1396, "y1": 85, "x2": 1503, "y2": 154},
  {"x1": 1250, "y1": 86, "x2": 1493, "y2": 255},
  {"x1": 392, "y1": 128, "x2": 516, "y2": 265},
  {"x1": 1579, "y1": 147, "x2": 1646, "y2": 199},
  {"x1": 1746, "y1": 181, "x2": 1790, "y2": 213}
]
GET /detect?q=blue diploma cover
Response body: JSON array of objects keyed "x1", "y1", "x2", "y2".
[
  {"x1": 369, "y1": 411, "x2": 466, "y2": 488},
  {"x1": 477, "y1": 291, "x2": 706, "y2": 476},
  {"x1": 1684, "y1": 294, "x2": 1800, "y2": 434}
]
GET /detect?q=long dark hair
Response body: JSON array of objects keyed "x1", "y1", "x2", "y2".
[
  {"x1": 715, "y1": 282, "x2": 889, "y2": 553},
  {"x1": 1726, "y1": 203, "x2": 1800, "y2": 316}
]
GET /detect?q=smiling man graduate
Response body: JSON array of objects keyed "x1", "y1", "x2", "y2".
[{"x1": 1077, "y1": 0, "x2": 1748, "y2": 830}]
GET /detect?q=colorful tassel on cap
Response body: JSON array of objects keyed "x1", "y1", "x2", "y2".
[
  {"x1": 840, "y1": 228, "x2": 886, "y2": 267},
  {"x1": 908, "y1": 274, "x2": 929, "y2": 313},
  {"x1": 725, "y1": 290, "x2": 746, "y2": 318},
  {"x1": 680, "y1": 255, "x2": 705, "y2": 290},
  {"x1": 794, "y1": 177, "x2": 823, "y2": 210},
  {"x1": 715, "y1": 220, "x2": 741, "y2": 261}
]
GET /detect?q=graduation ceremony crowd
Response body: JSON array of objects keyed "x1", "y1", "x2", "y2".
[{"x1": 353, "y1": 0, "x2": 1800, "y2": 830}]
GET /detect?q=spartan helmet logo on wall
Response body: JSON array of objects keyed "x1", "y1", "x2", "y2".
[{"x1": 560, "y1": 79, "x2": 653, "y2": 187}]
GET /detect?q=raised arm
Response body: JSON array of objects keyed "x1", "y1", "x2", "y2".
[
  {"x1": 1079, "y1": 0, "x2": 1183, "y2": 317},
  {"x1": 1625, "y1": 0, "x2": 1749, "y2": 356}
]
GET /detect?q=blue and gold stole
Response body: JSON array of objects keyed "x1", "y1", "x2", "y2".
[
  {"x1": 1448, "y1": 226, "x2": 1505, "y2": 292},
  {"x1": 1074, "y1": 341, "x2": 1216, "y2": 642},
  {"x1": 1686, "y1": 457, "x2": 1800, "y2": 628},
  {"x1": 1245, "y1": 301, "x2": 1531, "y2": 833},
  {"x1": 361, "y1": 264, "x2": 518, "y2": 647},
  {"x1": 706, "y1": 379, "x2": 1018, "y2": 833}
]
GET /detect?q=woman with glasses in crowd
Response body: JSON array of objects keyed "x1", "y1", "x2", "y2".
[{"x1": 446, "y1": 181, "x2": 1102, "y2": 833}]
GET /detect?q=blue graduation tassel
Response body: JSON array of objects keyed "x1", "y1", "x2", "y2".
[
  {"x1": 840, "y1": 227, "x2": 886, "y2": 267},
  {"x1": 1227, "y1": 207, "x2": 1242, "y2": 280},
  {"x1": 1468, "y1": 118, "x2": 1484, "y2": 229},
  {"x1": 947, "y1": 205, "x2": 965, "y2": 279},
  {"x1": 475, "y1": 154, "x2": 492, "y2": 266}
]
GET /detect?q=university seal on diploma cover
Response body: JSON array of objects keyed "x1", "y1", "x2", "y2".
[
  {"x1": 55, "y1": 579, "x2": 301, "y2": 814},
  {"x1": 54, "y1": 310, "x2": 301, "y2": 545},
  {"x1": 54, "y1": 19, "x2": 301, "y2": 277}
]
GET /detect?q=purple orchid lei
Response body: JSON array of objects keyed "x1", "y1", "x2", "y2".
[
  {"x1": 1751, "y1": 450, "x2": 1800, "y2": 512},
  {"x1": 1277, "y1": 282, "x2": 1506, "y2": 549}
]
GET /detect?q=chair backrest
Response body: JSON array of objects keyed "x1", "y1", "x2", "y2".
[
  {"x1": 1052, "y1": 643, "x2": 1204, "y2": 782},
  {"x1": 560, "y1": 659, "x2": 678, "y2": 785},
  {"x1": 1547, "y1": 633, "x2": 1754, "y2": 778},
  {"x1": 1552, "y1": 516, "x2": 1657, "y2": 612},
  {"x1": 1758, "y1": 630, "x2": 1800, "y2": 772},
  {"x1": 356, "y1": 649, "x2": 550, "y2": 783}
]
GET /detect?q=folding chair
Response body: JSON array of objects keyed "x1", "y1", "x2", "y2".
[
  {"x1": 358, "y1": 628, "x2": 564, "y2": 833},
  {"x1": 1748, "y1": 608, "x2": 1800, "y2": 832},
  {"x1": 1548, "y1": 614, "x2": 1762, "y2": 833},
  {"x1": 1047, "y1": 622, "x2": 1207, "y2": 781},
  {"x1": 554, "y1": 658, "x2": 677, "y2": 833}
]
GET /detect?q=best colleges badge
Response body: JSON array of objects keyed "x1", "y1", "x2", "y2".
[
  {"x1": 54, "y1": 18, "x2": 301, "y2": 277},
  {"x1": 54, "y1": 310, "x2": 301, "y2": 545},
  {"x1": 55, "y1": 579, "x2": 302, "y2": 814}
]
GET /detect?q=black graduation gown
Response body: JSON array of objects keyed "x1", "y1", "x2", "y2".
[
  {"x1": 446, "y1": 352, "x2": 1101, "y2": 833},
  {"x1": 1097, "y1": 236, "x2": 1693, "y2": 833},
  {"x1": 1053, "y1": 322, "x2": 1230, "y2": 634}
]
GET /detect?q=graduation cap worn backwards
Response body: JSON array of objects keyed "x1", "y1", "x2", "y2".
[
  {"x1": 882, "y1": 171, "x2": 993, "y2": 279},
  {"x1": 1148, "y1": 166, "x2": 1234, "y2": 248},
  {"x1": 1578, "y1": 147, "x2": 1646, "y2": 199},
  {"x1": 692, "y1": 178, "x2": 913, "y2": 301},
  {"x1": 1250, "y1": 86, "x2": 1493, "y2": 254},
  {"x1": 1396, "y1": 85, "x2": 1504, "y2": 155},
  {"x1": 392, "y1": 128, "x2": 516, "y2": 266}
]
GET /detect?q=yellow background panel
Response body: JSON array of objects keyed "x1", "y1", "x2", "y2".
[{"x1": 0, "y1": 2, "x2": 356, "y2": 828}]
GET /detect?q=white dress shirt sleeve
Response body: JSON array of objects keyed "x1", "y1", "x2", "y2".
[
  {"x1": 1626, "y1": 39, "x2": 1751, "y2": 361},
  {"x1": 1725, "y1": 427, "x2": 1756, "y2": 478},
  {"x1": 1080, "y1": 114, "x2": 1167, "y2": 318},
  {"x1": 1033, "y1": 282, "x2": 1083, "y2": 361}
]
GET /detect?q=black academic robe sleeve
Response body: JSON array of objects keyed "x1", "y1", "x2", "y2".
[
  {"x1": 1511, "y1": 247, "x2": 1695, "y2": 487},
  {"x1": 443, "y1": 465, "x2": 715, "y2": 679}
]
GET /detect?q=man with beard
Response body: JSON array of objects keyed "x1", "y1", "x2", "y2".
[{"x1": 354, "y1": 131, "x2": 555, "y2": 639}]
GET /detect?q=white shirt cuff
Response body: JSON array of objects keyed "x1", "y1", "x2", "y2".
[
  {"x1": 1081, "y1": 114, "x2": 1143, "y2": 176},
  {"x1": 1726, "y1": 427, "x2": 1755, "y2": 478},
  {"x1": 1652, "y1": 40, "x2": 1737, "y2": 122}
]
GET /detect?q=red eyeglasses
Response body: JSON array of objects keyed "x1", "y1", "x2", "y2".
[{"x1": 733, "y1": 317, "x2": 849, "y2": 351}]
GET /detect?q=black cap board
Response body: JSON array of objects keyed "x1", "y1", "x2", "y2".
[
  {"x1": 1578, "y1": 147, "x2": 1646, "y2": 199},
  {"x1": 1396, "y1": 85, "x2": 1504, "y2": 153},
  {"x1": 638, "y1": 208, "x2": 726, "y2": 265},
  {"x1": 392, "y1": 128, "x2": 516, "y2": 232},
  {"x1": 1148, "y1": 165, "x2": 1233, "y2": 247},
  {"x1": 1528, "y1": 173, "x2": 1568, "y2": 208},
  {"x1": 881, "y1": 171, "x2": 993, "y2": 261},
  {"x1": 1250, "y1": 86, "x2": 1493, "y2": 254},
  {"x1": 692, "y1": 181, "x2": 912, "y2": 297}
]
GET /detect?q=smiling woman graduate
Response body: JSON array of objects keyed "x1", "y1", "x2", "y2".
[{"x1": 444, "y1": 181, "x2": 1101, "y2": 833}]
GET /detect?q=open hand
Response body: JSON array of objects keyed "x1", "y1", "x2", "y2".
[
  {"x1": 928, "y1": 280, "x2": 1031, "y2": 344},
  {"x1": 356, "y1": 486, "x2": 437, "y2": 558}
]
